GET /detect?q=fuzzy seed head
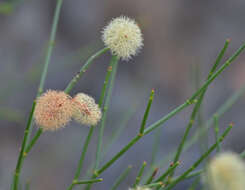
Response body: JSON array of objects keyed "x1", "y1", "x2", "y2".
[
  {"x1": 204, "y1": 152, "x2": 245, "y2": 190},
  {"x1": 72, "y1": 93, "x2": 102, "y2": 126},
  {"x1": 102, "y1": 16, "x2": 143, "y2": 60},
  {"x1": 129, "y1": 186, "x2": 151, "y2": 190},
  {"x1": 34, "y1": 90, "x2": 73, "y2": 131}
]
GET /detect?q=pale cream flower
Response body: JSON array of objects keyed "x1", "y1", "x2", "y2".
[
  {"x1": 129, "y1": 186, "x2": 151, "y2": 190},
  {"x1": 204, "y1": 152, "x2": 245, "y2": 190},
  {"x1": 102, "y1": 16, "x2": 143, "y2": 60},
  {"x1": 34, "y1": 90, "x2": 73, "y2": 131},
  {"x1": 72, "y1": 93, "x2": 101, "y2": 126}
]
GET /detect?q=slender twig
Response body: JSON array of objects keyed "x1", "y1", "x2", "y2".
[
  {"x1": 110, "y1": 165, "x2": 132, "y2": 190},
  {"x1": 145, "y1": 167, "x2": 159, "y2": 185},
  {"x1": 24, "y1": 128, "x2": 43, "y2": 155},
  {"x1": 169, "y1": 39, "x2": 230, "y2": 178},
  {"x1": 95, "y1": 55, "x2": 119, "y2": 169},
  {"x1": 145, "y1": 41, "x2": 245, "y2": 135},
  {"x1": 182, "y1": 84, "x2": 245, "y2": 156},
  {"x1": 84, "y1": 106, "x2": 137, "y2": 179},
  {"x1": 133, "y1": 161, "x2": 147, "y2": 187},
  {"x1": 72, "y1": 178, "x2": 103, "y2": 185},
  {"x1": 144, "y1": 182, "x2": 163, "y2": 188},
  {"x1": 139, "y1": 89, "x2": 155, "y2": 134},
  {"x1": 172, "y1": 149, "x2": 245, "y2": 182},
  {"x1": 145, "y1": 82, "x2": 245, "y2": 177},
  {"x1": 91, "y1": 47, "x2": 239, "y2": 176},
  {"x1": 213, "y1": 114, "x2": 220, "y2": 152},
  {"x1": 155, "y1": 162, "x2": 180, "y2": 183},
  {"x1": 12, "y1": 101, "x2": 36, "y2": 190},
  {"x1": 163, "y1": 123, "x2": 233, "y2": 190},
  {"x1": 66, "y1": 61, "x2": 116, "y2": 190},
  {"x1": 64, "y1": 47, "x2": 109, "y2": 93},
  {"x1": 12, "y1": 1, "x2": 64, "y2": 189}
]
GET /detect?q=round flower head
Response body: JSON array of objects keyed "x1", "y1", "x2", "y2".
[
  {"x1": 72, "y1": 93, "x2": 102, "y2": 126},
  {"x1": 102, "y1": 16, "x2": 143, "y2": 60},
  {"x1": 129, "y1": 186, "x2": 151, "y2": 190},
  {"x1": 204, "y1": 152, "x2": 245, "y2": 190},
  {"x1": 34, "y1": 90, "x2": 73, "y2": 131}
]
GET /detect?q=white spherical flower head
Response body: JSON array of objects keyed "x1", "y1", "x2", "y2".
[
  {"x1": 204, "y1": 152, "x2": 245, "y2": 190},
  {"x1": 102, "y1": 16, "x2": 143, "y2": 60}
]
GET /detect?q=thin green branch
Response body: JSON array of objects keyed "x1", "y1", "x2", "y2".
[
  {"x1": 183, "y1": 84, "x2": 245, "y2": 155},
  {"x1": 145, "y1": 167, "x2": 159, "y2": 185},
  {"x1": 171, "y1": 150, "x2": 245, "y2": 182},
  {"x1": 13, "y1": 101, "x2": 36, "y2": 190},
  {"x1": 168, "y1": 39, "x2": 230, "y2": 178},
  {"x1": 64, "y1": 47, "x2": 109, "y2": 93},
  {"x1": 213, "y1": 115, "x2": 220, "y2": 152},
  {"x1": 155, "y1": 162, "x2": 180, "y2": 183},
  {"x1": 24, "y1": 129, "x2": 43, "y2": 155},
  {"x1": 89, "y1": 44, "x2": 242, "y2": 178},
  {"x1": 72, "y1": 178, "x2": 103, "y2": 185},
  {"x1": 67, "y1": 62, "x2": 116, "y2": 190},
  {"x1": 84, "y1": 106, "x2": 137, "y2": 179},
  {"x1": 12, "y1": 1, "x2": 64, "y2": 189},
  {"x1": 95, "y1": 55, "x2": 119, "y2": 169},
  {"x1": 144, "y1": 182, "x2": 163, "y2": 188},
  {"x1": 133, "y1": 161, "x2": 147, "y2": 187},
  {"x1": 163, "y1": 123, "x2": 233, "y2": 190},
  {"x1": 139, "y1": 89, "x2": 155, "y2": 134},
  {"x1": 38, "y1": 0, "x2": 63, "y2": 95},
  {"x1": 110, "y1": 165, "x2": 132, "y2": 190}
]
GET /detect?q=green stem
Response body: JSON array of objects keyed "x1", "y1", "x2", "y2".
[
  {"x1": 88, "y1": 47, "x2": 239, "y2": 178},
  {"x1": 145, "y1": 167, "x2": 159, "y2": 185},
  {"x1": 38, "y1": 0, "x2": 63, "y2": 95},
  {"x1": 12, "y1": 1, "x2": 64, "y2": 189},
  {"x1": 24, "y1": 129, "x2": 43, "y2": 155},
  {"x1": 144, "y1": 182, "x2": 163, "y2": 188},
  {"x1": 13, "y1": 101, "x2": 36, "y2": 190},
  {"x1": 183, "y1": 84, "x2": 245, "y2": 156},
  {"x1": 133, "y1": 161, "x2": 147, "y2": 187},
  {"x1": 155, "y1": 162, "x2": 180, "y2": 183},
  {"x1": 95, "y1": 55, "x2": 119, "y2": 169},
  {"x1": 70, "y1": 178, "x2": 103, "y2": 186},
  {"x1": 139, "y1": 89, "x2": 155, "y2": 134},
  {"x1": 67, "y1": 62, "x2": 116, "y2": 190},
  {"x1": 172, "y1": 150, "x2": 245, "y2": 182},
  {"x1": 145, "y1": 82, "x2": 245, "y2": 177},
  {"x1": 166, "y1": 39, "x2": 230, "y2": 178},
  {"x1": 163, "y1": 124, "x2": 233, "y2": 190},
  {"x1": 110, "y1": 165, "x2": 132, "y2": 190},
  {"x1": 64, "y1": 47, "x2": 109, "y2": 93},
  {"x1": 213, "y1": 115, "x2": 220, "y2": 152},
  {"x1": 96, "y1": 135, "x2": 141, "y2": 176}
]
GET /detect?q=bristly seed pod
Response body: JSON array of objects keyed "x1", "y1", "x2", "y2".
[
  {"x1": 204, "y1": 152, "x2": 245, "y2": 190},
  {"x1": 34, "y1": 90, "x2": 74, "y2": 131},
  {"x1": 102, "y1": 16, "x2": 143, "y2": 60},
  {"x1": 72, "y1": 93, "x2": 102, "y2": 126}
]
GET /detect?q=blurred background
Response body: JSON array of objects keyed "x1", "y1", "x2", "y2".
[{"x1": 1, "y1": 0, "x2": 245, "y2": 189}]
